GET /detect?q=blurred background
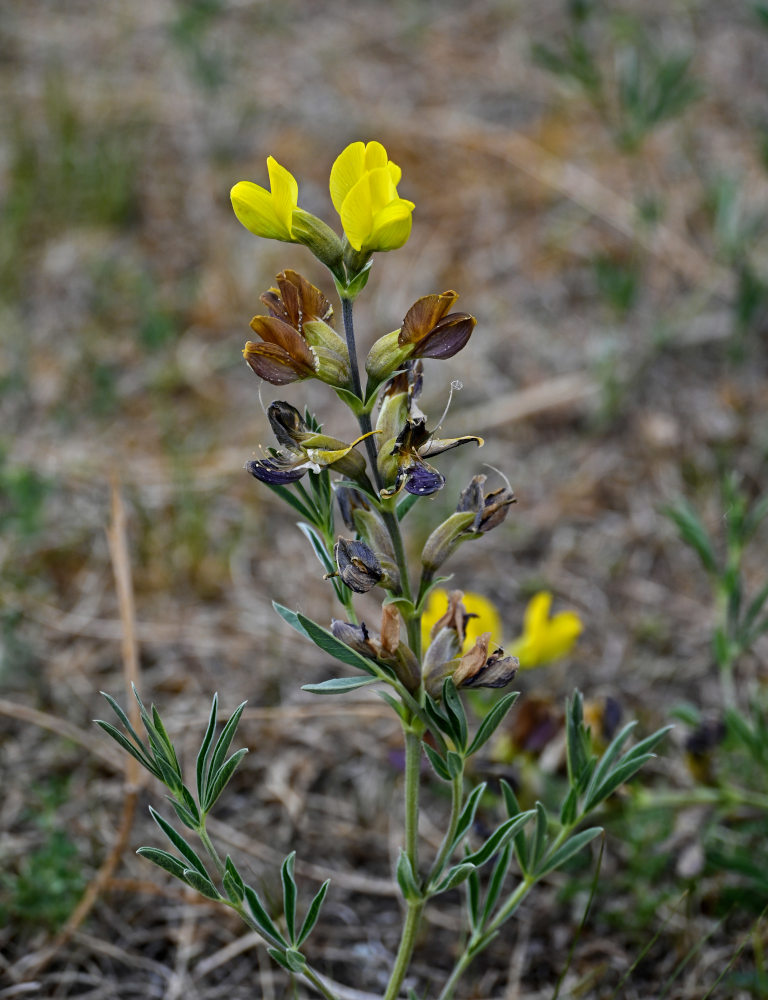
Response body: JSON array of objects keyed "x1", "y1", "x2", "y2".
[{"x1": 2, "y1": 0, "x2": 768, "y2": 996}]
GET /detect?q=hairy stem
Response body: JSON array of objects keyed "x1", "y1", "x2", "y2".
[
  {"x1": 382, "y1": 900, "x2": 424, "y2": 1000},
  {"x1": 198, "y1": 822, "x2": 226, "y2": 878}
]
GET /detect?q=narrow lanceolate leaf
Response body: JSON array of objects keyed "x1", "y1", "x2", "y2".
[
  {"x1": 196, "y1": 694, "x2": 219, "y2": 804},
  {"x1": 560, "y1": 786, "x2": 579, "y2": 827},
  {"x1": 223, "y1": 856, "x2": 245, "y2": 903},
  {"x1": 183, "y1": 868, "x2": 220, "y2": 900},
  {"x1": 137, "y1": 846, "x2": 188, "y2": 881},
  {"x1": 582, "y1": 721, "x2": 637, "y2": 805},
  {"x1": 170, "y1": 798, "x2": 200, "y2": 831},
  {"x1": 301, "y1": 677, "x2": 379, "y2": 695},
  {"x1": 397, "y1": 492, "x2": 419, "y2": 521},
  {"x1": 665, "y1": 501, "x2": 718, "y2": 575},
  {"x1": 423, "y1": 743, "x2": 452, "y2": 782},
  {"x1": 467, "y1": 865, "x2": 481, "y2": 931},
  {"x1": 297, "y1": 879, "x2": 330, "y2": 947},
  {"x1": 148, "y1": 807, "x2": 208, "y2": 878},
  {"x1": 463, "y1": 812, "x2": 535, "y2": 868},
  {"x1": 281, "y1": 852, "x2": 298, "y2": 944},
  {"x1": 244, "y1": 886, "x2": 288, "y2": 946},
  {"x1": 295, "y1": 613, "x2": 380, "y2": 677},
  {"x1": 535, "y1": 827, "x2": 603, "y2": 877},
  {"x1": 203, "y1": 748, "x2": 249, "y2": 813},
  {"x1": 266, "y1": 483, "x2": 316, "y2": 522},
  {"x1": 95, "y1": 720, "x2": 162, "y2": 780},
  {"x1": 451, "y1": 783, "x2": 487, "y2": 853},
  {"x1": 466, "y1": 692, "x2": 519, "y2": 758},
  {"x1": 500, "y1": 779, "x2": 529, "y2": 875},
  {"x1": 150, "y1": 705, "x2": 181, "y2": 774},
  {"x1": 206, "y1": 702, "x2": 247, "y2": 793},
  {"x1": 268, "y1": 947, "x2": 306, "y2": 973},
  {"x1": 396, "y1": 851, "x2": 422, "y2": 903},
  {"x1": 529, "y1": 802, "x2": 549, "y2": 873},
  {"x1": 442, "y1": 679, "x2": 468, "y2": 752},
  {"x1": 584, "y1": 755, "x2": 656, "y2": 811},
  {"x1": 297, "y1": 522, "x2": 336, "y2": 576},
  {"x1": 272, "y1": 602, "x2": 312, "y2": 640},
  {"x1": 482, "y1": 842, "x2": 513, "y2": 926},
  {"x1": 378, "y1": 690, "x2": 410, "y2": 723},
  {"x1": 433, "y1": 862, "x2": 476, "y2": 894}
]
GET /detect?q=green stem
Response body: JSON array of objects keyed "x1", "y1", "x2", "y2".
[
  {"x1": 427, "y1": 769, "x2": 464, "y2": 887},
  {"x1": 382, "y1": 900, "x2": 424, "y2": 1000},
  {"x1": 198, "y1": 821, "x2": 226, "y2": 878},
  {"x1": 301, "y1": 965, "x2": 341, "y2": 1000},
  {"x1": 403, "y1": 723, "x2": 422, "y2": 869}
]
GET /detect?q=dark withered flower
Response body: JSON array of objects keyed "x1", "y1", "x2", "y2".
[
  {"x1": 375, "y1": 362, "x2": 482, "y2": 499},
  {"x1": 331, "y1": 606, "x2": 420, "y2": 691},
  {"x1": 334, "y1": 538, "x2": 383, "y2": 593},
  {"x1": 422, "y1": 474, "x2": 516, "y2": 574},
  {"x1": 244, "y1": 270, "x2": 350, "y2": 387},
  {"x1": 366, "y1": 290, "x2": 476, "y2": 382},
  {"x1": 246, "y1": 401, "x2": 370, "y2": 487}
]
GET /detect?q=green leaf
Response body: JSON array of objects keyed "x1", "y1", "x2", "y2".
[
  {"x1": 500, "y1": 779, "x2": 529, "y2": 874},
  {"x1": 424, "y1": 695, "x2": 460, "y2": 746},
  {"x1": 170, "y1": 798, "x2": 199, "y2": 831},
  {"x1": 463, "y1": 812, "x2": 535, "y2": 868},
  {"x1": 302, "y1": 676, "x2": 379, "y2": 695},
  {"x1": 268, "y1": 947, "x2": 306, "y2": 973},
  {"x1": 272, "y1": 602, "x2": 312, "y2": 640},
  {"x1": 664, "y1": 499, "x2": 718, "y2": 575},
  {"x1": 582, "y1": 721, "x2": 637, "y2": 806},
  {"x1": 442, "y1": 679, "x2": 468, "y2": 752},
  {"x1": 334, "y1": 385, "x2": 366, "y2": 416},
  {"x1": 183, "y1": 868, "x2": 220, "y2": 900},
  {"x1": 450, "y1": 783, "x2": 486, "y2": 854},
  {"x1": 396, "y1": 493, "x2": 419, "y2": 521},
  {"x1": 150, "y1": 705, "x2": 181, "y2": 773},
  {"x1": 203, "y1": 748, "x2": 249, "y2": 813},
  {"x1": 95, "y1": 720, "x2": 162, "y2": 781},
  {"x1": 378, "y1": 689, "x2": 410, "y2": 723},
  {"x1": 223, "y1": 857, "x2": 245, "y2": 903},
  {"x1": 467, "y1": 866, "x2": 481, "y2": 931},
  {"x1": 295, "y1": 613, "x2": 380, "y2": 678},
  {"x1": 584, "y1": 754, "x2": 657, "y2": 811},
  {"x1": 265, "y1": 483, "x2": 317, "y2": 522},
  {"x1": 529, "y1": 801, "x2": 549, "y2": 872},
  {"x1": 244, "y1": 885, "x2": 288, "y2": 946},
  {"x1": 136, "y1": 846, "x2": 187, "y2": 881},
  {"x1": 148, "y1": 807, "x2": 208, "y2": 878},
  {"x1": 560, "y1": 786, "x2": 579, "y2": 826},
  {"x1": 423, "y1": 742, "x2": 452, "y2": 782},
  {"x1": 297, "y1": 879, "x2": 330, "y2": 947},
  {"x1": 206, "y1": 701, "x2": 247, "y2": 797},
  {"x1": 433, "y1": 862, "x2": 476, "y2": 894},
  {"x1": 396, "y1": 850, "x2": 422, "y2": 903},
  {"x1": 466, "y1": 692, "x2": 519, "y2": 757},
  {"x1": 445, "y1": 750, "x2": 464, "y2": 779},
  {"x1": 196, "y1": 694, "x2": 219, "y2": 805},
  {"x1": 297, "y1": 522, "x2": 336, "y2": 576},
  {"x1": 481, "y1": 842, "x2": 513, "y2": 926},
  {"x1": 281, "y1": 852, "x2": 297, "y2": 944},
  {"x1": 536, "y1": 827, "x2": 603, "y2": 877}
]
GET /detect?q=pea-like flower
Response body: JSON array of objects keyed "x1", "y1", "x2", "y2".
[
  {"x1": 509, "y1": 591, "x2": 583, "y2": 669},
  {"x1": 245, "y1": 401, "x2": 371, "y2": 487},
  {"x1": 375, "y1": 362, "x2": 482, "y2": 498},
  {"x1": 231, "y1": 159, "x2": 343, "y2": 270},
  {"x1": 330, "y1": 141, "x2": 415, "y2": 254},
  {"x1": 243, "y1": 270, "x2": 351, "y2": 387},
  {"x1": 366, "y1": 291, "x2": 476, "y2": 384}
]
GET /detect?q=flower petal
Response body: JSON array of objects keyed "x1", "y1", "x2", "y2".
[
  {"x1": 330, "y1": 141, "x2": 365, "y2": 215},
  {"x1": 340, "y1": 174, "x2": 375, "y2": 252},
  {"x1": 369, "y1": 198, "x2": 414, "y2": 252},
  {"x1": 266, "y1": 156, "x2": 299, "y2": 236},
  {"x1": 242, "y1": 343, "x2": 305, "y2": 385},
  {"x1": 230, "y1": 181, "x2": 287, "y2": 240}
]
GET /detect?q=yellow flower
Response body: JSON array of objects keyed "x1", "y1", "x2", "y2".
[
  {"x1": 509, "y1": 591, "x2": 582, "y2": 669},
  {"x1": 231, "y1": 156, "x2": 300, "y2": 242},
  {"x1": 330, "y1": 141, "x2": 415, "y2": 253},
  {"x1": 421, "y1": 588, "x2": 502, "y2": 653}
]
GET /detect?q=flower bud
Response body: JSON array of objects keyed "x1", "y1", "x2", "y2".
[
  {"x1": 365, "y1": 330, "x2": 412, "y2": 384},
  {"x1": 290, "y1": 209, "x2": 345, "y2": 274},
  {"x1": 420, "y1": 511, "x2": 478, "y2": 575},
  {"x1": 334, "y1": 538, "x2": 383, "y2": 593}
]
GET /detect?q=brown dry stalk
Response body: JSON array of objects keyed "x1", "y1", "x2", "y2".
[{"x1": 13, "y1": 482, "x2": 144, "y2": 980}]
